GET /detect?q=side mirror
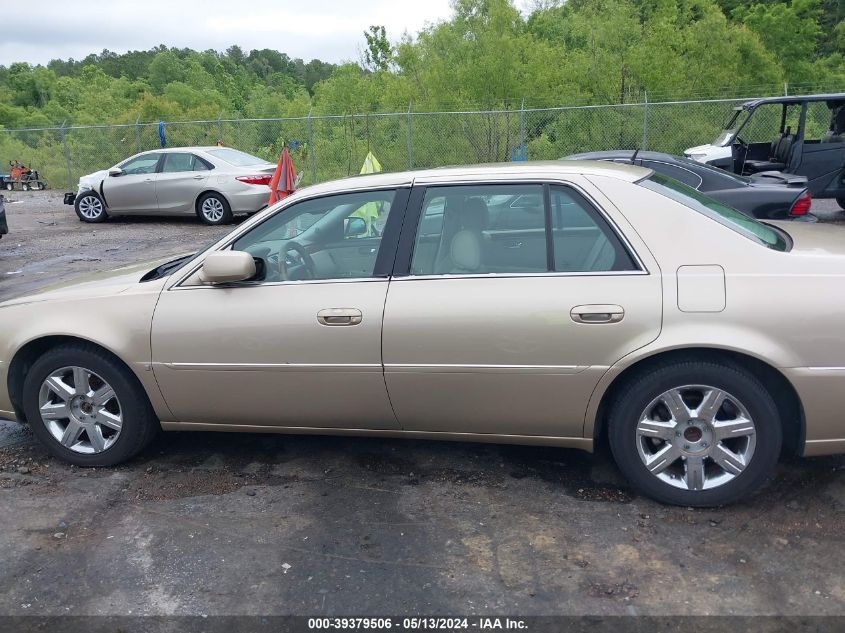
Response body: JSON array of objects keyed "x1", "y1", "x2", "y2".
[
  {"x1": 200, "y1": 251, "x2": 256, "y2": 284},
  {"x1": 344, "y1": 216, "x2": 367, "y2": 238},
  {"x1": 108, "y1": 167, "x2": 123, "y2": 177}
]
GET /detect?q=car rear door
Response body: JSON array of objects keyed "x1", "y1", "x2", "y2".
[
  {"x1": 101, "y1": 153, "x2": 162, "y2": 212},
  {"x1": 155, "y1": 153, "x2": 213, "y2": 214},
  {"x1": 381, "y1": 176, "x2": 662, "y2": 439}
]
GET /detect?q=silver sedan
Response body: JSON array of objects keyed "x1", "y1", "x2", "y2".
[{"x1": 69, "y1": 147, "x2": 277, "y2": 225}]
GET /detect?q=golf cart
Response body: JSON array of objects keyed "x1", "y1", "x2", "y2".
[
  {"x1": 4, "y1": 160, "x2": 48, "y2": 191},
  {"x1": 685, "y1": 93, "x2": 845, "y2": 208}
]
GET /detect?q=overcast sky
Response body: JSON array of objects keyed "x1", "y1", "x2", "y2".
[{"x1": 1, "y1": 0, "x2": 456, "y2": 67}]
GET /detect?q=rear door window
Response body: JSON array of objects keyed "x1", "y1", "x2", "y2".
[{"x1": 408, "y1": 183, "x2": 639, "y2": 275}]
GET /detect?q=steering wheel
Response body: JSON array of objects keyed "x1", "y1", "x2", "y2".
[{"x1": 277, "y1": 241, "x2": 316, "y2": 281}]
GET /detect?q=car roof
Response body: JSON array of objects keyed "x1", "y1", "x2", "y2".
[
  {"x1": 296, "y1": 160, "x2": 651, "y2": 197},
  {"x1": 152, "y1": 146, "x2": 231, "y2": 153},
  {"x1": 741, "y1": 93, "x2": 845, "y2": 109}
]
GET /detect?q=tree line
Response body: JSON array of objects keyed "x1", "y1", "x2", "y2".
[{"x1": 1, "y1": 0, "x2": 842, "y2": 131}]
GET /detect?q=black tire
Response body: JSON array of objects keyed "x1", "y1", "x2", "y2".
[
  {"x1": 21, "y1": 183, "x2": 30, "y2": 191},
  {"x1": 607, "y1": 359, "x2": 782, "y2": 507},
  {"x1": 4, "y1": 182, "x2": 11, "y2": 191},
  {"x1": 196, "y1": 192, "x2": 233, "y2": 225},
  {"x1": 74, "y1": 190, "x2": 108, "y2": 223},
  {"x1": 22, "y1": 344, "x2": 160, "y2": 467},
  {"x1": 837, "y1": 197, "x2": 845, "y2": 211}
]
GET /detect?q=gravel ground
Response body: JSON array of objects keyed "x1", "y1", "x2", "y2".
[{"x1": 2, "y1": 190, "x2": 845, "y2": 619}]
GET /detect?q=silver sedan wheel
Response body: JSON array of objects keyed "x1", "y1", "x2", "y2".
[
  {"x1": 78, "y1": 195, "x2": 104, "y2": 220},
  {"x1": 636, "y1": 385, "x2": 756, "y2": 491},
  {"x1": 201, "y1": 197, "x2": 225, "y2": 223},
  {"x1": 37, "y1": 366, "x2": 123, "y2": 454}
]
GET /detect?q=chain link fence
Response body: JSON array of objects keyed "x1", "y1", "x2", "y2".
[{"x1": 0, "y1": 92, "x2": 839, "y2": 190}]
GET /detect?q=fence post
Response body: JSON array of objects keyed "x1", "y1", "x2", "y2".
[
  {"x1": 135, "y1": 116, "x2": 142, "y2": 152},
  {"x1": 217, "y1": 111, "x2": 224, "y2": 143},
  {"x1": 641, "y1": 91, "x2": 649, "y2": 151},
  {"x1": 60, "y1": 121, "x2": 73, "y2": 189},
  {"x1": 519, "y1": 98, "x2": 526, "y2": 157},
  {"x1": 407, "y1": 101, "x2": 413, "y2": 170},
  {"x1": 784, "y1": 82, "x2": 789, "y2": 96},
  {"x1": 307, "y1": 108, "x2": 316, "y2": 185}
]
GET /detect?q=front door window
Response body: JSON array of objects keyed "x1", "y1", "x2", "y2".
[{"x1": 232, "y1": 189, "x2": 400, "y2": 282}]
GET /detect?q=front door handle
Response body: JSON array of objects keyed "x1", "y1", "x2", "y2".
[
  {"x1": 570, "y1": 304, "x2": 625, "y2": 324},
  {"x1": 317, "y1": 308, "x2": 363, "y2": 326}
]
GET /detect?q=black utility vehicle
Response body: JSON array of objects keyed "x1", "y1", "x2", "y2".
[{"x1": 686, "y1": 93, "x2": 845, "y2": 208}]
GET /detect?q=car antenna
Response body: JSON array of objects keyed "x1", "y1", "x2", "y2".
[{"x1": 630, "y1": 148, "x2": 640, "y2": 165}]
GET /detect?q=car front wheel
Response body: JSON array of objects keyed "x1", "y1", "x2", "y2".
[
  {"x1": 74, "y1": 191, "x2": 108, "y2": 223},
  {"x1": 22, "y1": 344, "x2": 159, "y2": 467},
  {"x1": 607, "y1": 359, "x2": 781, "y2": 506}
]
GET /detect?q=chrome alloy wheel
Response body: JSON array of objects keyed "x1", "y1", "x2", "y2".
[
  {"x1": 78, "y1": 195, "x2": 104, "y2": 220},
  {"x1": 201, "y1": 197, "x2": 225, "y2": 222},
  {"x1": 636, "y1": 385, "x2": 756, "y2": 491},
  {"x1": 38, "y1": 366, "x2": 123, "y2": 454}
]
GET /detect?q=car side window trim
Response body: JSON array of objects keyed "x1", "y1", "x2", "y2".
[
  {"x1": 542, "y1": 184, "x2": 554, "y2": 272},
  {"x1": 392, "y1": 179, "x2": 645, "y2": 278}
]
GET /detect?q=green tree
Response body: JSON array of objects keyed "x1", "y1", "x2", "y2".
[{"x1": 363, "y1": 25, "x2": 392, "y2": 72}]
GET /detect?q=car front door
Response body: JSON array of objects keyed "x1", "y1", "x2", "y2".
[
  {"x1": 150, "y1": 187, "x2": 409, "y2": 429},
  {"x1": 156, "y1": 153, "x2": 212, "y2": 214},
  {"x1": 382, "y1": 178, "x2": 662, "y2": 439},
  {"x1": 101, "y1": 153, "x2": 162, "y2": 212}
]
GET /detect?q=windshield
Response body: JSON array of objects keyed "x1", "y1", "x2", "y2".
[
  {"x1": 638, "y1": 172, "x2": 788, "y2": 251},
  {"x1": 206, "y1": 148, "x2": 267, "y2": 167},
  {"x1": 712, "y1": 109, "x2": 745, "y2": 146}
]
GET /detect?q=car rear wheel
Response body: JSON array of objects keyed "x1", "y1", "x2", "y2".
[
  {"x1": 22, "y1": 344, "x2": 159, "y2": 467},
  {"x1": 74, "y1": 191, "x2": 108, "y2": 223},
  {"x1": 837, "y1": 197, "x2": 845, "y2": 211},
  {"x1": 607, "y1": 359, "x2": 781, "y2": 506},
  {"x1": 197, "y1": 192, "x2": 233, "y2": 225}
]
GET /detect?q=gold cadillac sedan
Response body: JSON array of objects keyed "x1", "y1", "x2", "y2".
[{"x1": 2, "y1": 161, "x2": 844, "y2": 506}]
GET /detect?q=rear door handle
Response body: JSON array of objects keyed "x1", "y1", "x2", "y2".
[
  {"x1": 192, "y1": 174, "x2": 205, "y2": 180},
  {"x1": 570, "y1": 304, "x2": 625, "y2": 324},
  {"x1": 317, "y1": 308, "x2": 363, "y2": 326}
]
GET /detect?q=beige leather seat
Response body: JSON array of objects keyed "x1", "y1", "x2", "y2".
[{"x1": 445, "y1": 198, "x2": 489, "y2": 274}]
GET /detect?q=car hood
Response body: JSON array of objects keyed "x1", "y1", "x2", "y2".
[
  {"x1": 0, "y1": 257, "x2": 178, "y2": 308},
  {"x1": 771, "y1": 221, "x2": 845, "y2": 256},
  {"x1": 78, "y1": 169, "x2": 109, "y2": 191}
]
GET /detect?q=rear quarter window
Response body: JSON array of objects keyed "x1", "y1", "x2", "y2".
[{"x1": 638, "y1": 172, "x2": 789, "y2": 251}]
